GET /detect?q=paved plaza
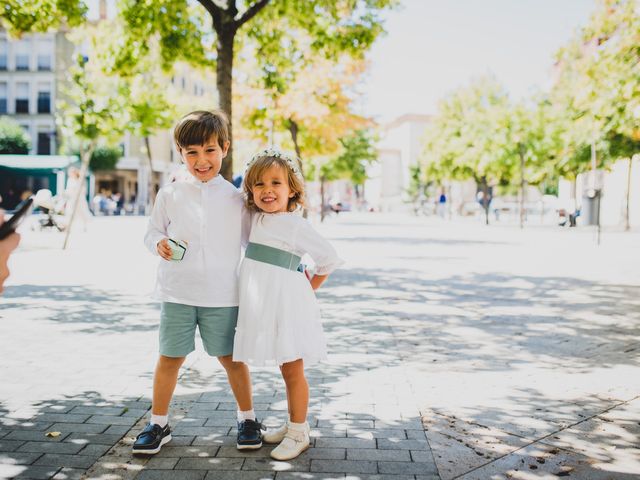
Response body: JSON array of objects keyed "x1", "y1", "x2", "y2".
[{"x1": 0, "y1": 213, "x2": 638, "y2": 480}]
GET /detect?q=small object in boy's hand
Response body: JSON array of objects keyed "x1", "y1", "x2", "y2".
[{"x1": 168, "y1": 238, "x2": 187, "y2": 261}]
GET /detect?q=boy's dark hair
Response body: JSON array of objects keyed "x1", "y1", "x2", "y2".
[{"x1": 174, "y1": 110, "x2": 229, "y2": 151}]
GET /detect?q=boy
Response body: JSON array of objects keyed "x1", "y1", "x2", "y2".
[{"x1": 133, "y1": 110, "x2": 262, "y2": 454}]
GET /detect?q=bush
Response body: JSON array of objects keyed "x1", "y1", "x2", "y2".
[
  {"x1": 89, "y1": 145, "x2": 122, "y2": 171},
  {"x1": 0, "y1": 116, "x2": 31, "y2": 154}
]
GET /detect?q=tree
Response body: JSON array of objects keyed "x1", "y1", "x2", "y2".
[
  {"x1": 116, "y1": 0, "x2": 396, "y2": 179},
  {"x1": 57, "y1": 52, "x2": 126, "y2": 248},
  {"x1": 4, "y1": 1, "x2": 396, "y2": 180},
  {"x1": 88, "y1": 145, "x2": 122, "y2": 171},
  {"x1": 0, "y1": 116, "x2": 31, "y2": 154},
  {"x1": 551, "y1": 0, "x2": 640, "y2": 229}
]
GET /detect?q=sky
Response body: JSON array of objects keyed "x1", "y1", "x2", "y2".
[{"x1": 360, "y1": 0, "x2": 597, "y2": 123}]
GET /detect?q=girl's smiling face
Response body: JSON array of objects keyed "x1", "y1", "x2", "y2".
[
  {"x1": 180, "y1": 136, "x2": 229, "y2": 183},
  {"x1": 251, "y1": 163, "x2": 295, "y2": 213}
]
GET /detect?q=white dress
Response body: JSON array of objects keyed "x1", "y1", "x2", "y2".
[{"x1": 233, "y1": 212, "x2": 343, "y2": 366}]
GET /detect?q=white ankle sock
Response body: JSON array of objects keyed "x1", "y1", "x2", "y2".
[
  {"x1": 288, "y1": 420, "x2": 308, "y2": 432},
  {"x1": 150, "y1": 414, "x2": 168, "y2": 427},
  {"x1": 237, "y1": 409, "x2": 256, "y2": 422}
]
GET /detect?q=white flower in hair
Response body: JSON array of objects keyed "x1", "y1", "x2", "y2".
[{"x1": 245, "y1": 146, "x2": 305, "y2": 182}]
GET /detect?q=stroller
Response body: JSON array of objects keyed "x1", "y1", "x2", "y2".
[{"x1": 33, "y1": 189, "x2": 66, "y2": 232}]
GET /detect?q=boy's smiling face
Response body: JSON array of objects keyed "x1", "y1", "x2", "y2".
[{"x1": 180, "y1": 135, "x2": 229, "y2": 183}]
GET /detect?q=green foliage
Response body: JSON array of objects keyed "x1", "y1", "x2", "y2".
[
  {"x1": 0, "y1": 116, "x2": 31, "y2": 154},
  {"x1": 322, "y1": 129, "x2": 377, "y2": 184},
  {"x1": 0, "y1": 0, "x2": 87, "y2": 33},
  {"x1": 89, "y1": 145, "x2": 122, "y2": 171}
]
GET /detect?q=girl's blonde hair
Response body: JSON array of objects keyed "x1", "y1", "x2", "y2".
[{"x1": 243, "y1": 153, "x2": 306, "y2": 213}]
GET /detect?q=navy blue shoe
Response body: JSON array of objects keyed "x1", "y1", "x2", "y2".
[
  {"x1": 132, "y1": 423, "x2": 172, "y2": 455},
  {"x1": 237, "y1": 419, "x2": 263, "y2": 450}
]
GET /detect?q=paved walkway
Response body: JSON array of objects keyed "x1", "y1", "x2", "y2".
[{"x1": 0, "y1": 214, "x2": 638, "y2": 479}]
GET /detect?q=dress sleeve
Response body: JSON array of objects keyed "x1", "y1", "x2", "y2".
[
  {"x1": 293, "y1": 218, "x2": 344, "y2": 276},
  {"x1": 144, "y1": 189, "x2": 168, "y2": 255}
]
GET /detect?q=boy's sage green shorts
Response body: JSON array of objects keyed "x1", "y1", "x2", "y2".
[{"x1": 159, "y1": 302, "x2": 238, "y2": 358}]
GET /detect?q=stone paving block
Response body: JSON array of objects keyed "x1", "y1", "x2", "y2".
[
  {"x1": 87, "y1": 414, "x2": 139, "y2": 425},
  {"x1": 309, "y1": 428, "x2": 347, "y2": 439},
  {"x1": 192, "y1": 434, "x2": 236, "y2": 446},
  {"x1": 275, "y1": 473, "x2": 344, "y2": 480},
  {"x1": 377, "y1": 439, "x2": 429, "y2": 450},
  {"x1": 63, "y1": 432, "x2": 123, "y2": 445},
  {"x1": 1, "y1": 422, "x2": 53, "y2": 432},
  {"x1": 6, "y1": 464, "x2": 60, "y2": 479},
  {"x1": 175, "y1": 426, "x2": 231, "y2": 436},
  {"x1": 304, "y1": 448, "x2": 346, "y2": 460},
  {"x1": 205, "y1": 471, "x2": 275, "y2": 480},
  {"x1": 52, "y1": 467, "x2": 85, "y2": 479},
  {"x1": 5, "y1": 430, "x2": 70, "y2": 442},
  {"x1": 176, "y1": 456, "x2": 244, "y2": 470},
  {"x1": 204, "y1": 416, "x2": 242, "y2": 427},
  {"x1": 78, "y1": 443, "x2": 111, "y2": 457},
  {"x1": 405, "y1": 430, "x2": 428, "y2": 440},
  {"x1": 177, "y1": 418, "x2": 208, "y2": 427},
  {"x1": 144, "y1": 456, "x2": 179, "y2": 469},
  {"x1": 32, "y1": 413, "x2": 91, "y2": 424},
  {"x1": 16, "y1": 441, "x2": 84, "y2": 455},
  {"x1": 216, "y1": 446, "x2": 273, "y2": 458},
  {"x1": 346, "y1": 448, "x2": 411, "y2": 462},
  {"x1": 375, "y1": 419, "x2": 424, "y2": 430},
  {"x1": 315, "y1": 438, "x2": 376, "y2": 449},
  {"x1": 156, "y1": 445, "x2": 219, "y2": 458},
  {"x1": 242, "y1": 457, "x2": 311, "y2": 472},
  {"x1": 121, "y1": 408, "x2": 150, "y2": 418},
  {"x1": 137, "y1": 470, "x2": 206, "y2": 480},
  {"x1": 34, "y1": 453, "x2": 98, "y2": 468},
  {"x1": 310, "y1": 459, "x2": 377, "y2": 474},
  {"x1": 0, "y1": 451, "x2": 43, "y2": 464},
  {"x1": 0, "y1": 439, "x2": 25, "y2": 452},
  {"x1": 103, "y1": 424, "x2": 131, "y2": 435},
  {"x1": 410, "y1": 450, "x2": 435, "y2": 463},
  {"x1": 163, "y1": 435, "x2": 195, "y2": 446},
  {"x1": 69, "y1": 405, "x2": 126, "y2": 416},
  {"x1": 346, "y1": 428, "x2": 407, "y2": 440},
  {"x1": 48, "y1": 422, "x2": 108, "y2": 434},
  {"x1": 378, "y1": 461, "x2": 439, "y2": 475},
  {"x1": 345, "y1": 475, "x2": 417, "y2": 480}
]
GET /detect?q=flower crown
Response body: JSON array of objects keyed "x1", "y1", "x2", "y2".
[{"x1": 245, "y1": 147, "x2": 304, "y2": 183}]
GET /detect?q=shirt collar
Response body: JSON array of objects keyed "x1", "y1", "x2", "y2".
[{"x1": 186, "y1": 174, "x2": 224, "y2": 187}]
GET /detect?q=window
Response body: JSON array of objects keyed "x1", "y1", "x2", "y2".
[
  {"x1": 0, "y1": 83, "x2": 6, "y2": 114},
  {"x1": 16, "y1": 82, "x2": 29, "y2": 113},
  {"x1": 15, "y1": 40, "x2": 30, "y2": 71},
  {"x1": 37, "y1": 82, "x2": 51, "y2": 113},
  {"x1": 37, "y1": 39, "x2": 53, "y2": 71},
  {"x1": 0, "y1": 39, "x2": 7, "y2": 70},
  {"x1": 37, "y1": 129, "x2": 51, "y2": 155}
]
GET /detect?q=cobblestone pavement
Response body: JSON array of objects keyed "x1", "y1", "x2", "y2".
[{"x1": 0, "y1": 213, "x2": 638, "y2": 479}]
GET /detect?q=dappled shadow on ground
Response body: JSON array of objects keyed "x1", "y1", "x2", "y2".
[
  {"x1": 0, "y1": 284, "x2": 158, "y2": 334},
  {"x1": 321, "y1": 267, "x2": 640, "y2": 373}
]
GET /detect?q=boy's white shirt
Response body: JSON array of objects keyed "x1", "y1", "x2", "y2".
[{"x1": 144, "y1": 174, "x2": 251, "y2": 308}]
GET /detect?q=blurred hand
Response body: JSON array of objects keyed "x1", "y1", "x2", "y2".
[
  {"x1": 0, "y1": 213, "x2": 21, "y2": 294},
  {"x1": 157, "y1": 238, "x2": 173, "y2": 261}
]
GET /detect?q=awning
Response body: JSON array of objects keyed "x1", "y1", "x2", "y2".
[{"x1": 0, "y1": 155, "x2": 80, "y2": 171}]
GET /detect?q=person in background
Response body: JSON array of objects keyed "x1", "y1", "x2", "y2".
[{"x1": 0, "y1": 212, "x2": 20, "y2": 294}]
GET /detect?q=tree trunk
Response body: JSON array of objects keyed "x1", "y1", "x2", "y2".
[
  {"x1": 481, "y1": 176, "x2": 490, "y2": 225},
  {"x1": 320, "y1": 175, "x2": 326, "y2": 222},
  {"x1": 216, "y1": 26, "x2": 236, "y2": 181},
  {"x1": 519, "y1": 145, "x2": 526, "y2": 229},
  {"x1": 63, "y1": 142, "x2": 95, "y2": 250},
  {"x1": 624, "y1": 156, "x2": 633, "y2": 231},
  {"x1": 287, "y1": 118, "x2": 310, "y2": 218},
  {"x1": 145, "y1": 136, "x2": 155, "y2": 210}
]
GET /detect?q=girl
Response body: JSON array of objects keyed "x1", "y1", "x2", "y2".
[{"x1": 233, "y1": 147, "x2": 342, "y2": 460}]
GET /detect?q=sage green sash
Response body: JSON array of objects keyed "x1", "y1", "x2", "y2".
[{"x1": 245, "y1": 242, "x2": 301, "y2": 271}]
